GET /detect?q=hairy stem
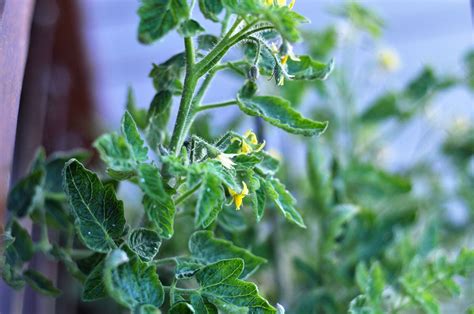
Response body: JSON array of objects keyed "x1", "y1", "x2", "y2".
[
  {"x1": 169, "y1": 37, "x2": 197, "y2": 154},
  {"x1": 196, "y1": 100, "x2": 237, "y2": 112}
]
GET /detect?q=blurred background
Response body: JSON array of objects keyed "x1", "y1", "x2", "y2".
[{"x1": 1, "y1": 0, "x2": 473, "y2": 313}]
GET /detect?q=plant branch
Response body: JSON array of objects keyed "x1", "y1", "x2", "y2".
[{"x1": 196, "y1": 100, "x2": 237, "y2": 112}]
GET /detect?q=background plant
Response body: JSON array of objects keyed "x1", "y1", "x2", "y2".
[{"x1": 1, "y1": 0, "x2": 335, "y2": 313}]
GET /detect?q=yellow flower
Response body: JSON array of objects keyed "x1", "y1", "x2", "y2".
[
  {"x1": 244, "y1": 130, "x2": 258, "y2": 145},
  {"x1": 377, "y1": 48, "x2": 401, "y2": 72},
  {"x1": 229, "y1": 182, "x2": 249, "y2": 210},
  {"x1": 231, "y1": 130, "x2": 265, "y2": 154},
  {"x1": 281, "y1": 55, "x2": 289, "y2": 65},
  {"x1": 215, "y1": 153, "x2": 236, "y2": 169},
  {"x1": 264, "y1": 0, "x2": 295, "y2": 8}
]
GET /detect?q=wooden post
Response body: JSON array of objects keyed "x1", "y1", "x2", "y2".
[{"x1": 0, "y1": 0, "x2": 36, "y2": 224}]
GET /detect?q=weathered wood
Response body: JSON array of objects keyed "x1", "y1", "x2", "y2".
[{"x1": 0, "y1": 0, "x2": 36, "y2": 224}]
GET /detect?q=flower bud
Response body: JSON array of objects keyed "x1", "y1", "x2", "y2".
[{"x1": 247, "y1": 65, "x2": 260, "y2": 81}]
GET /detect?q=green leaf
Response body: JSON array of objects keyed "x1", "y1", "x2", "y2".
[
  {"x1": 464, "y1": 50, "x2": 474, "y2": 90},
  {"x1": 23, "y1": 269, "x2": 61, "y2": 297},
  {"x1": 199, "y1": 0, "x2": 223, "y2": 22},
  {"x1": 49, "y1": 245, "x2": 86, "y2": 282},
  {"x1": 360, "y1": 92, "x2": 398, "y2": 123},
  {"x1": 63, "y1": 159, "x2": 126, "y2": 252},
  {"x1": 44, "y1": 149, "x2": 91, "y2": 194},
  {"x1": 261, "y1": 6, "x2": 308, "y2": 42},
  {"x1": 178, "y1": 19, "x2": 205, "y2": 37},
  {"x1": 265, "y1": 178, "x2": 305, "y2": 228},
  {"x1": 286, "y1": 56, "x2": 334, "y2": 81},
  {"x1": 94, "y1": 133, "x2": 135, "y2": 178},
  {"x1": 328, "y1": 204, "x2": 359, "y2": 242},
  {"x1": 195, "y1": 173, "x2": 223, "y2": 228},
  {"x1": 170, "y1": 302, "x2": 195, "y2": 313},
  {"x1": 104, "y1": 248, "x2": 165, "y2": 310},
  {"x1": 128, "y1": 228, "x2": 162, "y2": 262},
  {"x1": 7, "y1": 168, "x2": 44, "y2": 217},
  {"x1": 197, "y1": 34, "x2": 219, "y2": 51},
  {"x1": 149, "y1": 53, "x2": 186, "y2": 95},
  {"x1": 237, "y1": 96, "x2": 328, "y2": 136},
  {"x1": 134, "y1": 304, "x2": 161, "y2": 314},
  {"x1": 146, "y1": 90, "x2": 173, "y2": 150},
  {"x1": 138, "y1": 0, "x2": 190, "y2": 44},
  {"x1": 306, "y1": 146, "x2": 332, "y2": 212},
  {"x1": 195, "y1": 259, "x2": 276, "y2": 313},
  {"x1": 255, "y1": 151, "x2": 280, "y2": 176},
  {"x1": 367, "y1": 262, "x2": 384, "y2": 307},
  {"x1": 333, "y1": 2, "x2": 384, "y2": 38},
  {"x1": 189, "y1": 231, "x2": 266, "y2": 279},
  {"x1": 251, "y1": 179, "x2": 266, "y2": 222},
  {"x1": 5, "y1": 220, "x2": 34, "y2": 265},
  {"x1": 122, "y1": 111, "x2": 148, "y2": 163},
  {"x1": 138, "y1": 163, "x2": 176, "y2": 239},
  {"x1": 126, "y1": 87, "x2": 148, "y2": 130},
  {"x1": 190, "y1": 293, "x2": 218, "y2": 314},
  {"x1": 82, "y1": 259, "x2": 107, "y2": 301}
]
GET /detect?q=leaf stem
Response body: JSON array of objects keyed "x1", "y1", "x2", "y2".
[
  {"x1": 163, "y1": 286, "x2": 196, "y2": 294},
  {"x1": 175, "y1": 182, "x2": 202, "y2": 205},
  {"x1": 196, "y1": 100, "x2": 237, "y2": 112},
  {"x1": 154, "y1": 257, "x2": 178, "y2": 266}
]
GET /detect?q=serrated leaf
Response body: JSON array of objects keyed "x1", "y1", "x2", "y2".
[
  {"x1": 189, "y1": 231, "x2": 266, "y2": 279},
  {"x1": 255, "y1": 151, "x2": 280, "y2": 176},
  {"x1": 7, "y1": 168, "x2": 44, "y2": 217},
  {"x1": 175, "y1": 257, "x2": 202, "y2": 279},
  {"x1": 178, "y1": 19, "x2": 205, "y2": 37},
  {"x1": 195, "y1": 173, "x2": 223, "y2": 228},
  {"x1": 5, "y1": 220, "x2": 34, "y2": 265},
  {"x1": 23, "y1": 269, "x2": 61, "y2": 297},
  {"x1": 44, "y1": 149, "x2": 91, "y2": 194},
  {"x1": 170, "y1": 302, "x2": 195, "y2": 313},
  {"x1": 251, "y1": 179, "x2": 266, "y2": 222},
  {"x1": 134, "y1": 304, "x2": 161, "y2": 314},
  {"x1": 122, "y1": 111, "x2": 148, "y2": 163},
  {"x1": 146, "y1": 91, "x2": 173, "y2": 150},
  {"x1": 333, "y1": 2, "x2": 384, "y2": 38},
  {"x1": 82, "y1": 259, "x2": 107, "y2": 301},
  {"x1": 126, "y1": 87, "x2": 148, "y2": 130},
  {"x1": 94, "y1": 133, "x2": 136, "y2": 178},
  {"x1": 138, "y1": 0, "x2": 190, "y2": 44},
  {"x1": 195, "y1": 259, "x2": 276, "y2": 313},
  {"x1": 197, "y1": 34, "x2": 219, "y2": 51},
  {"x1": 190, "y1": 293, "x2": 218, "y2": 314},
  {"x1": 138, "y1": 163, "x2": 176, "y2": 239},
  {"x1": 149, "y1": 53, "x2": 185, "y2": 95},
  {"x1": 237, "y1": 96, "x2": 328, "y2": 136},
  {"x1": 286, "y1": 56, "x2": 334, "y2": 80},
  {"x1": 128, "y1": 228, "x2": 162, "y2": 262},
  {"x1": 199, "y1": 0, "x2": 223, "y2": 22},
  {"x1": 266, "y1": 178, "x2": 305, "y2": 228},
  {"x1": 63, "y1": 159, "x2": 126, "y2": 253},
  {"x1": 104, "y1": 248, "x2": 164, "y2": 310}
]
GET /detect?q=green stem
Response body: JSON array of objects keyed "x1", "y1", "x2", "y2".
[
  {"x1": 195, "y1": 18, "x2": 243, "y2": 76},
  {"x1": 175, "y1": 182, "x2": 202, "y2": 205},
  {"x1": 163, "y1": 286, "x2": 197, "y2": 294},
  {"x1": 169, "y1": 37, "x2": 198, "y2": 154},
  {"x1": 70, "y1": 249, "x2": 93, "y2": 259},
  {"x1": 154, "y1": 257, "x2": 178, "y2": 266},
  {"x1": 196, "y1": 100, "x2": 237, "y2": 112}
]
